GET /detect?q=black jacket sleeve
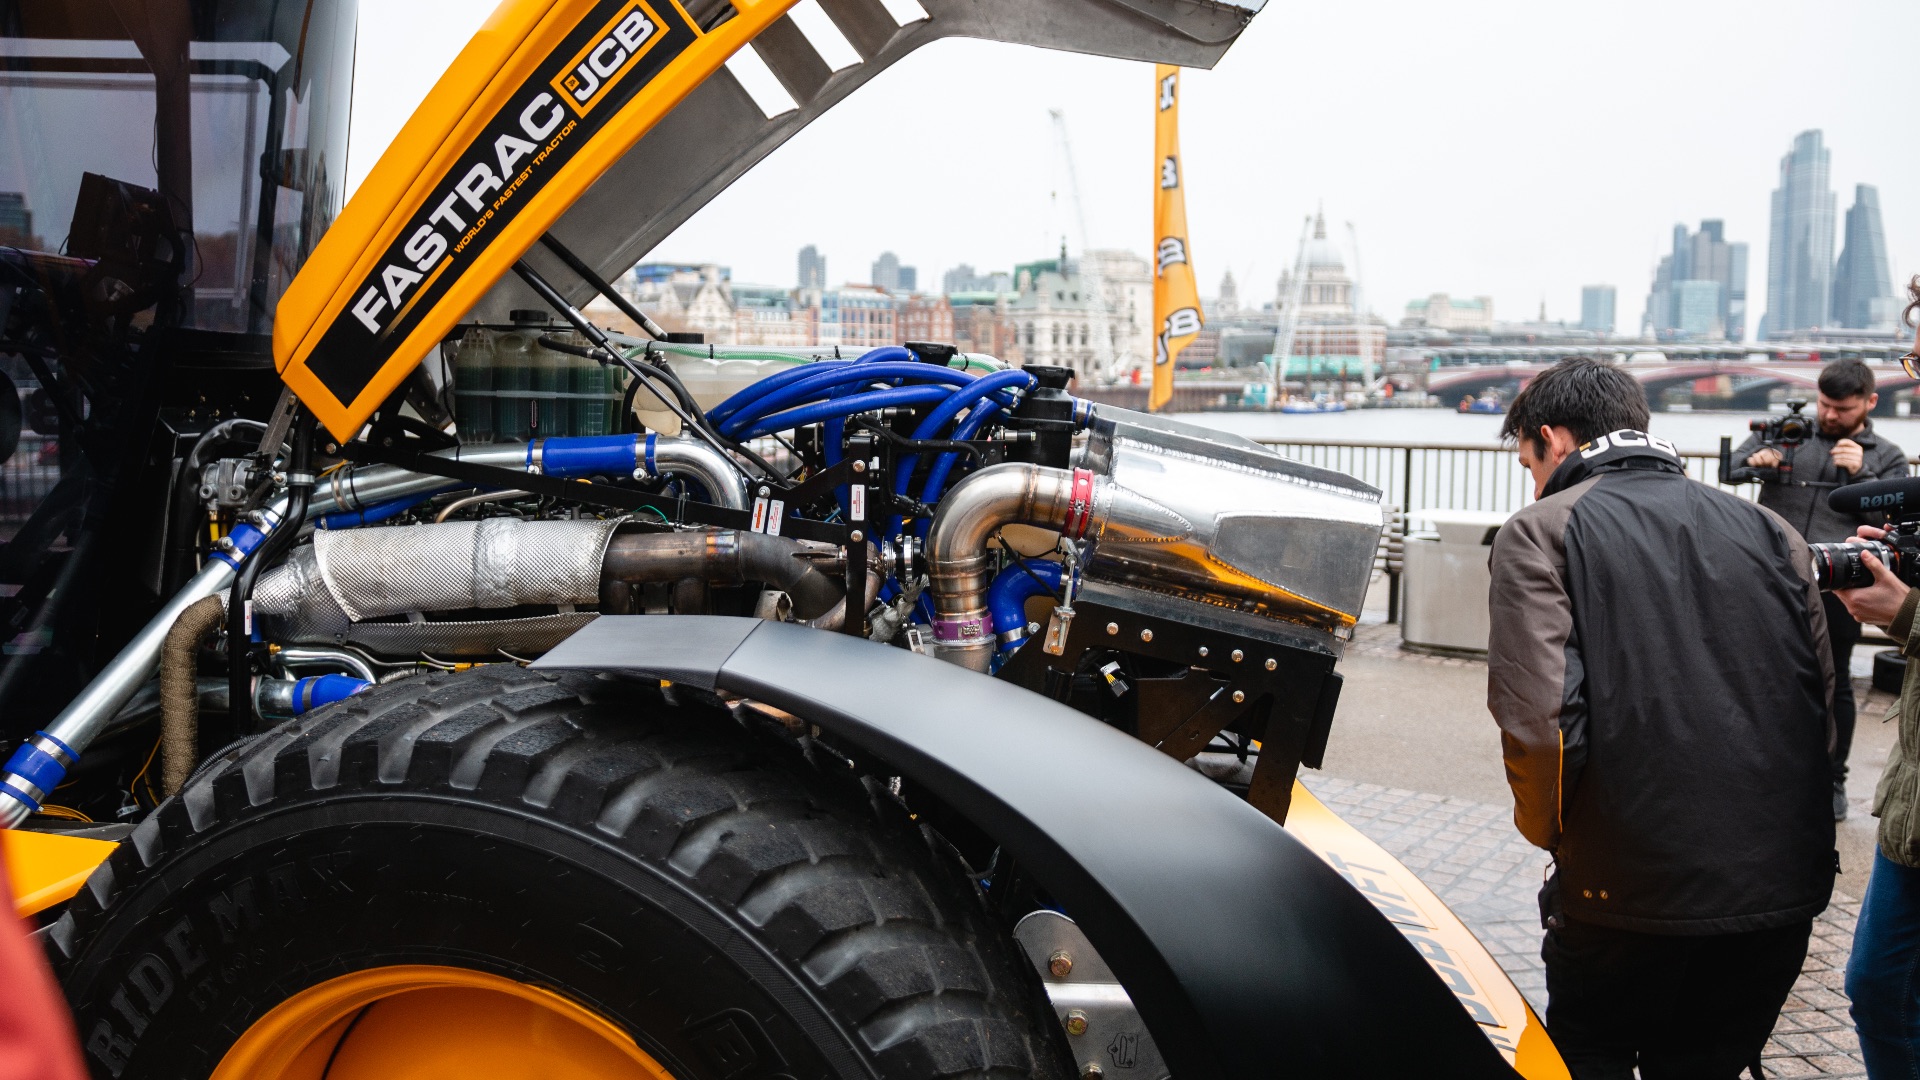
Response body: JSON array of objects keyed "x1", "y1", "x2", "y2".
[{"x1": 1726, "y1": 432, "x2": 1774, "y2": 484}]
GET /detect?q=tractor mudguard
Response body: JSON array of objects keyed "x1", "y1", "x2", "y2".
[{"x1": 536, "y1": 616, "x2": 1519, "y2": 1078}]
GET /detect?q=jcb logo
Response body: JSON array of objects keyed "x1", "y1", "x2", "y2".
[{"x1": 554, "y1": 1, "x2": 663, "y2": 116}]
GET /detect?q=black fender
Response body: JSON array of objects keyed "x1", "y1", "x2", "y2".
[{"x1": 536, "y1": 616, "x2": 1516, "y2": 1078}]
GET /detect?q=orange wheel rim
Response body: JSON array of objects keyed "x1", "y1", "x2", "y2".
[{"x1": 212, "y1": 964, "x2": 678, "y2": 1080}]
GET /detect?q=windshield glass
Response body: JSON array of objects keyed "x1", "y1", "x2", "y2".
[{"x1": 0, "y1": 0, "x2": 356, "y2": 333}]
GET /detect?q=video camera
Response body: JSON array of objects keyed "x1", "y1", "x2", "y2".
[
  {"x1": 1718, "y1": 400, "x2": 1815, "y2": 485},
  {"x1": 1812, "y1": 477, "x2": 1920, "y2": 590},
  {"x1": 1752, "y1": 399, "x2": 1817, "y2": 451}
]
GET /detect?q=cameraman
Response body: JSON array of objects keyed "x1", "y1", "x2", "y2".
[
  {"x1": 1832, "y1": 278, "x2": 1920, "y2": 1078},
  {"x1": 1488, "y1": 358, "x2": 1834, "y2": 1078},
  {"x1": 1730, "y1": 359, "x2": 1909, "y2": 820}
]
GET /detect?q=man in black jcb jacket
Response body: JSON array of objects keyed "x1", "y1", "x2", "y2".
[{"x1": 1487, "y1": 359, "x2": 1836, "y2": 1079}]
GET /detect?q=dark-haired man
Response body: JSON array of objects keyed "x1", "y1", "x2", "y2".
[
  {"x1": 1487, "y1": 358, "x2": 1835, "y2": 1078},
  {"x1": 1730, "y1": 358, "x2": 1909, "y2": 820}
]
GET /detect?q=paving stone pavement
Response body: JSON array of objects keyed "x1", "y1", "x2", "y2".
[{"x1": 1301, "y1": 774, "x2": 1869, "y2": 1077}]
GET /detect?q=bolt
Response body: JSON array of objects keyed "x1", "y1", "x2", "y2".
[
  {"x1": 1231, "y1": 649, "x2": 1244, "y2": 663},
  {"x1": 1081, "y1": 1064, "x2": 1103, "y2": 1079},
  {"x1": 850, "y1": 530, "x2": 865, "y2": 542},
  {"x1": 1265, "y1": 658, "x2": 1277, "y2": 671},
  {"x1": 1028, "y1": 621, "x2": 1041, "y2": 634},
  {"x1": 1048, "y1": 950, "x2": 1074, "y2": 978},
  {"x1": 1582, "y1": 889, "x2": 1593, "y2": 899},
  {"x1": 1064, "y1": 1010, "x2": 1088, "y2": 1037},
  {"x1": 1598, "y1": 890, "x2": 1609, "y2": 900},
  {"x1": 1105, "y1": 623, "x2": 1118, "y2": 636},
  {"x1": 1139, "y1": 628, "x2": 1153, "y2": 642},
  {"x1": 1232, "y1": 690, "x2": 1246, "y2": 703},
  {"x1": 1197, "y1": 646, "x2": 1209, "y2": 657},
  {"x1": 852, "y1": 460, "x2": 867, "y2": 473},
  {"x1": 758, "y1": 485, "x2": 771, "y2": 496}
]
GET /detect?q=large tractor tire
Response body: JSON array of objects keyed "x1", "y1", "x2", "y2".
[{"x1": 50, "y1": 666, "x2": 1067, "y2": 1080}]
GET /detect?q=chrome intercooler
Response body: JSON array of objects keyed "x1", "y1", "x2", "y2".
[{"x1": 927, "y1": 408, "x2": 1385, "y2": 669}]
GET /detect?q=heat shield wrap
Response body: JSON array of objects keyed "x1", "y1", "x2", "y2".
[{"x1": 309, "y1": 518, "x2": 618, "y2": 620}]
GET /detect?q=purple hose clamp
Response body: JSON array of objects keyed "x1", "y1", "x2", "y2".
[{"x1": 933, "y1": 614, "x2": 992, "y2": 644}]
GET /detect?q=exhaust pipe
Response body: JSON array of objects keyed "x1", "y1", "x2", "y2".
[{"x1": 925, "y1": 464, "x2": 1103, "y2": 671}]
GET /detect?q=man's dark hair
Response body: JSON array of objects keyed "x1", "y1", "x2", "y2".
[
  {"x1": 1500, "y1": 358, "x2": 1650, "y2": 452},
  {"x1": 1818, "y1": 358, "x2": 1875, "y2": 400}
]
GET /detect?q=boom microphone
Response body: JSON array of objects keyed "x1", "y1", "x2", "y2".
[{"x1": 1830, "y1": 477, "x2": 1920, "y2": 517}]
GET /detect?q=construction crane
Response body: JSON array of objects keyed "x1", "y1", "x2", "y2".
[
  {"x1": 1271, "y1": 215, "x2": 1313, "y2": 404},
  {"x1": 1049, "y1": 107, "x2": 1117, "y2": 382},
  {"x1": 1347, "y1": 220, "x2": 1378, "y2": 390}
]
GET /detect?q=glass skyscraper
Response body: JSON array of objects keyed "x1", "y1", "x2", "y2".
[
  {"x1": 797, "y1": 244, "x2": 827, "y2": 290},
  {"x1": 1580, "y1": 286, "x2": 1616, "y2": 333},
  {"x1": 1643, "y1": 220, "x2": 1747, "y2": 341},
  {"x1": 1761, "y1": 130, "x2": 1836, "y2": 338},
  {"x1": 1832, "y1": 183, "x2": 1895, "y2": 330}
]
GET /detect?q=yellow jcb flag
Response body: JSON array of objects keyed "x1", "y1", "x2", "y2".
[{"x1": 1151, "y1": 64, "x2": 1202, "y2": 413}]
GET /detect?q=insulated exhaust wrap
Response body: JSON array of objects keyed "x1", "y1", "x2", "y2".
[{"x1": 310, "y1": 518, "x2": 619, "y2": 621}]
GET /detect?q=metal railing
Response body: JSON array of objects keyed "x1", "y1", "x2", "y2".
[
  {"x1": 1251, "y1": 438, "x2": 1918, "y2": 517},
  {"x1": 1255, "y1": 438, "x2": 1920, "y2": 623}
]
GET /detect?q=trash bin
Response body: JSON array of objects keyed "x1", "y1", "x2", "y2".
[{"x1": 1401, "y1": 509, "x2": 1511, "y2": 655}]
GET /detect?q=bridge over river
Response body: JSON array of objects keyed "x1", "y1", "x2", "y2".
[{"x1": 1425, "y1": 343, "x2": 1914, "y2": 411}]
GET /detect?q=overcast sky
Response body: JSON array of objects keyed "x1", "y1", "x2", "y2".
[{"x1": 350, "y1": 0, "x2": 1915, "y2": 334}]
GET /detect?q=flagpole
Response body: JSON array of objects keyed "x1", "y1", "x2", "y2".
[{"x1": 1150, "y1": 65, "x2": 1203, "y2": 413}]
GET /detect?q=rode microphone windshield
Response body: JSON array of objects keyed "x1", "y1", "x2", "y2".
[{"x1": 1830, "y1": 477, "x2": 1920, "y2": 516}]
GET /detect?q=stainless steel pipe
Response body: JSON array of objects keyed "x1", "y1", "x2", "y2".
[{"x1": 924, "y1": 464, "x2": 1087, "y2": 672}]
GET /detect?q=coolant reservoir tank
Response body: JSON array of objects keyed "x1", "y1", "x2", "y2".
[{"x1": 451, "y1": 328, "x2": 497, "y2": 445}]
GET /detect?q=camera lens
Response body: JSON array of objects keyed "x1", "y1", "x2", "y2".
[{"x1": 1811, "y1": 541, "x2": 1897, "y2": 590}]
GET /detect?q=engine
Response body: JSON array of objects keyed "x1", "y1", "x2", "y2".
[{"x1": 211, "y1": 333, "x2": 1383, "y2": 814}]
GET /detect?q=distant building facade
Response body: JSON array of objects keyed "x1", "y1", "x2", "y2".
[
  {"x1": 1215, "y1": 269, "x2": 1240, "y2": 315},
  {"x1": 818, "y1": 285, "x2": 897, "y2": 348},
  {"x1": 1644, "y1": 220, "x2": 1747, "y2": 341},
  {"x1": 625, "y1": 264, "x2": 736, "y2": 342},
  {"x1": 732, "y1": 284, "x2": 814, "y2": 347},
  {"x1": 948, "y1": 292, "x2": 1023, "y2": 363},
  {"x1": 1275, "y1": 215, "x2": 1385, "y2": 374},
  {"x1": 1580, "y1": 285, "x2": 1616, "y2": 334},
  {"x1": 1763, "y1": 130, "x2": 1836, "y2": 338},
  {"x1": 0, "y1": 192, "x2": 34, "y2": 248},
  {"x1": 1008, "y1": 263, "x2": 1099, "y2": 375},
  {"x1": 871, "y1": 252, "x2": 916, "y2": 293},
  {"x1": 942, "y1": 264, "x2": 1011, "y2": 295},
  {"x1": 797, "y1": 245, "x2": 826, "y2": 290},
  {"x1": 1081, "y1": 249, "x2": 1153, "y2": 377},
  {"x1": 1403, "y1": 293, "x2": 1493, "y2": 332},
  {"x1": 897, "y1": 294, "x2": 955, "y2": 345},
  {"x1": 1833, "y1": 183, "x2": 1898, "y2": 331}
]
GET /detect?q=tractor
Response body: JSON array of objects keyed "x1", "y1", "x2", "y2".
[{"x1": 0, "y1": 1, "x2": 1567, "y2": 1076}]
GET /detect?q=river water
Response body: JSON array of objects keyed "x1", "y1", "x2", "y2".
[{"x1": 1182, "y1": 407, "x2": 1920, "y2": 458}]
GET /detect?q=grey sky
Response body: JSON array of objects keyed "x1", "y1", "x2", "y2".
[{"x1": 350, "y1": 0, "x2": 1915, "y2": 335}]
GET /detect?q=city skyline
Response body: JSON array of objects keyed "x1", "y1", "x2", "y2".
[{"x1": 349, "y1": 1, "x2": 1915, "y2": 338}]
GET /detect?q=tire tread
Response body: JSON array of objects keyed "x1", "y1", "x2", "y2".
[{"x1": 52, "y1": 666, "x2": 1063, "y2": 1080}]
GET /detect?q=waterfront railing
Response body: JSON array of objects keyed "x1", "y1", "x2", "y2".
[
  {"x1": 1258, "y1": 438, "x2": 1919, "y2": 623},
  {"x1": 1252, "y1": 438, "x2": 1920, "y2": 517}
]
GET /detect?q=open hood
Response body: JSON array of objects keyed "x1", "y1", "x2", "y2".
[{"x1": 273, "y1": 0, "x2": 1266, "y2": 440}]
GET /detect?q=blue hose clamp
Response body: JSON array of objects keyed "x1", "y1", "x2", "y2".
[
  {"x1": 210, "y1": 520, "x2": 270, "y2": 571},
  {"x1": 0, "y1": 731, "x2": 77, "y2": 812}
]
